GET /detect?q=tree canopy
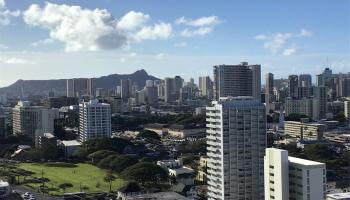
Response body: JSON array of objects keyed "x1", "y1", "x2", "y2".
[
  {"x1": 88, "y1": 150, "x2": 118, "y2": 164},
  {"x1": 121, "y1": 162, "x2": 168, "y2": 186},
  {"x1": 109, "y1": 155, "x2": 138, "y2": 173},
  {"x1": 98, "y1": 155, "x2": 119, "y2": 169}
]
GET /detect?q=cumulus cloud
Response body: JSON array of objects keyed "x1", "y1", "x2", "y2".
[
  {"x1": 175, "y1": 16, "x2": 221, "y2": 26},
  {"x1": 180, "y1": 27, "x2": 213, "y2": 37},
  {"x1": 23, "y1": 3, "x2": 172, "y2": 52},
  {"x1": 117, "y1": 11, "x2": 149, "y2": 30},
  {"x1": 0, "y1": 0, "x2": 21, "y2": 26},
  {"x1": 176, "y1": 15, "x2": 220, "y2": 38},
  {"x1": 133, "y1": 22, "x2": 172, "y2": 41},
  {"x1": 254, "y1": 29, "x2": 312, "y2": 55},
  {"x1": 174, "y1": 42, "x2": 187, "y2": 47}
]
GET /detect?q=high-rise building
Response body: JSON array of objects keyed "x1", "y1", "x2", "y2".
[
  {"x1": 0, "y1": 116, "x2": 6, "y2": 139},
  {"x1": 12, "y1": 101, "x2": 56, "y2": 140},
  {"x1": 120, "y1": 79, "x2": 132, "y2": 100},
  {"x1": 164, "y1": 77, "x2": 175, "y2": 102},
  {"x1": 174, "y1": 76, "x2": 184, "y2": 93},
  {"x1": 265, "y1": 73, "x2": 274, "y2": 103},
  {"x1": 213, "y1": 62, "x2": 261, "y2": 101},
  {"x1": 206, "y1": 97, "x2": 266, "y2": 200},
  {"x1": 66, "y1": 79, "x2": 74, "y2": 97},
  {"x1": 79, "y1": 100, "x2": 111, "y2": 142},
  {"x1": 344, "y1": 99, "x2": 350, "y2": 125},
  {"x1": 145, "y1": 86, "x2": 158, "y2": 106},
  {"x1": 66, "y1": 78, "x2": 91, "y2": 98},
  {"x1": 299, "y1": 74, "x2": 312, "y2": 87},
  {"x1": 199, "y1": 76, "x2": 213, "y2": 99},
  {"x1": 265, "y1": 148, "x2": 326, "y2": 200},
  {"x1": 288, "y1": 75, "x2": 299, "y2": 98},
  {"x1": 87, "y1": 78, "x2": 96, "y2": 98}
]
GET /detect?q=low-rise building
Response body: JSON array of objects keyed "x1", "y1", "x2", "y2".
[
  {"x1": 265, "y1": 148, "x2": 326, "y2": 200},
  {"x1": 0, "y1": 180, "x2": 10, "y2": 198},
  {"x1": 144, "y1": 123, "x2": 169, "y2": 136},
  {"x1": 36, "y1": 132, "x2": 58, "y2": 150},
  {"x1": 284, "y1": 121, "x2": 325, "y2": 140},
  {"x1": 327, "y1": 192, "x2": 350, "y2": 200},
  {"x1": 58, "y1": 140, "x2": 81, "y2": 159},
  {"x1": 168, "y1": 124, "x2": 205, "y2": 139},
  {"x1": 157, "y1": 159, "x2": 194, "y2": 186},
  {"x1": 324, "y1": 132, "x2": 350, "y2": 144}
]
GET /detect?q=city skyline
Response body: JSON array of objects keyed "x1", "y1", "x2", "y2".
[{"x1": 0, "y1": 0, "x2": 349, "y2": 87}]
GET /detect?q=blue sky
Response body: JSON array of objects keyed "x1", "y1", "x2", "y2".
[{"x1": 0, "y1": 0, "x2": 349, "y2": 87}]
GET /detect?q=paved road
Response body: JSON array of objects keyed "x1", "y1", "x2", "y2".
[{"x1": 12, "y1": 185, "x2": 61, "y2": 200}]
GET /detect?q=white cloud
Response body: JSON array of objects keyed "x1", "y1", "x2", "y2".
[
  {"x1": 30, "y1": 38, "x2": 54, "y2": 47},
  {"x1": 23, "y1": 3, "x2": 172, "y2": 52},
  {"x1": 0, "y1": 0, "x2": 5, "y2": 8},
  {"x1": 0, "y1": 57, "x2": 33, "y2": 64},
  {"x1": 283, "y1": 47, "x2": 297, "y2": 56},
  {"x1": 176, "y1": 15, "x2": 220, "y2": 38},
  {"x1": 133, "y1": 22, "x2": 172, "y2": 41},
  {"x1": 180, "y1": 27, "x2": 212, "y2": 37},
  {"x1": 299, "y1": 29, "x2": 313, "y2": 37},
  {"x1": 155, "y1": 53, "x2": 165, "y2": 60},
  {"x1": 0, "y1": 0, "x2": 21, "y2": 26},
  {"x1": 117, "y1": 11, "x2": 149, "y2": 30},
  {"x1": 254, "y1": 34, "x2": 267, "y2": 40},
  {"x1": 254, "y1": 29, "x2": 312, "y2": 55},
  {"x1": 174, "y1": 42, "x2": 187, "y2": 47},
  {"x1": 175, "y1": 16, "x2": 221, "y2": 27}
]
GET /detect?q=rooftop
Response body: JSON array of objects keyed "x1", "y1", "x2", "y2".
[
  {"x1": 60, "y1": 140, "x2": 81, "y2": 146},
  {"x1": 289, "y1": 156, "x2": 325, "y2": 166},
  {"x1": 124, "y1": 192, "x2": 188, "y2": 200},
  {"x1": 0, "y1": 180, "x2": 9, "y2": 187},
  {"x1": 327, "y1": 192, "x2": 350, "y2": 199}
]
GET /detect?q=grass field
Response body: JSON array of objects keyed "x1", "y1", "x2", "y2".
[{"x1": 19, "y1": 163, "x2": 126, "y2": 195}]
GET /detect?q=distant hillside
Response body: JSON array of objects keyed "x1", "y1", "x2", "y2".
[{"x1": 0, "y1": 69, "x2": 159, "y2": 96}]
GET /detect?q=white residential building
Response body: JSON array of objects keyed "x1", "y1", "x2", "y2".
[
  {"x1": 12, "y1": 101, "x2": 56, "y2": 140},
  {"x1": 206, "y1": 97, "x2": 266, "y2": 200},
  {"x1": 79, "y1": 100, "x2": 111, "y2": 142},
  {"x1": 265, "y1": 148, "x2": 326, "y2": 200}
]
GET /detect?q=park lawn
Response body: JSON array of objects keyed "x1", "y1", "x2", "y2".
[{"x1": 18, "y1": 163, "x2": 126, "y2": 196}]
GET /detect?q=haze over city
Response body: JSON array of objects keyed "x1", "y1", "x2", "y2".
[
  {"x1": 0, "y1": 1, "x2": 350, "y2": 200},
  {"x1": 0, "y1": 0, "x2": 349, "y2": 87}
]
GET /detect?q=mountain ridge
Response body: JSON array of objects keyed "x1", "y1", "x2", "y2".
[{"x1": 0, "y1": 69, "x2": 159, "y2": 96}]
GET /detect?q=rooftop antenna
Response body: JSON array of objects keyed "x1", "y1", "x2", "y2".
[{"x1": 326, "y1": 56, "x2": 329, "y2": 68}]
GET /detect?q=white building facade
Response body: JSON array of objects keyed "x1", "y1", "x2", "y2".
[
  {"x1": 79, "y1": 100, "x2": 111, "y2": 142},
  {"x1": 265, "y1": 148, "x2": 327, "y2": 200},
  {"x1": 206, "y1": 97, "x2": 266, "y2": 200}
]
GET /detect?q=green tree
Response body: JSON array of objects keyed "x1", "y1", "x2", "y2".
[
  {"x1": 98, "y1": 155, "x2": 119, "y2": 169},
  {"x1": 121, "y1": 162, "x2": 168, "y2": 186},
  {"x1": 285, "y1": 113, "x2": 309, "y2": 122},
  {"x1": 304, "y1": 144, "x2": 333, "y2": 161},
  {"x1": 88, "y1": 150, "x2": 117, "y2": 164},
  {"x1": 109, "y1": 155, "x2": 138, "y2": 173}
]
